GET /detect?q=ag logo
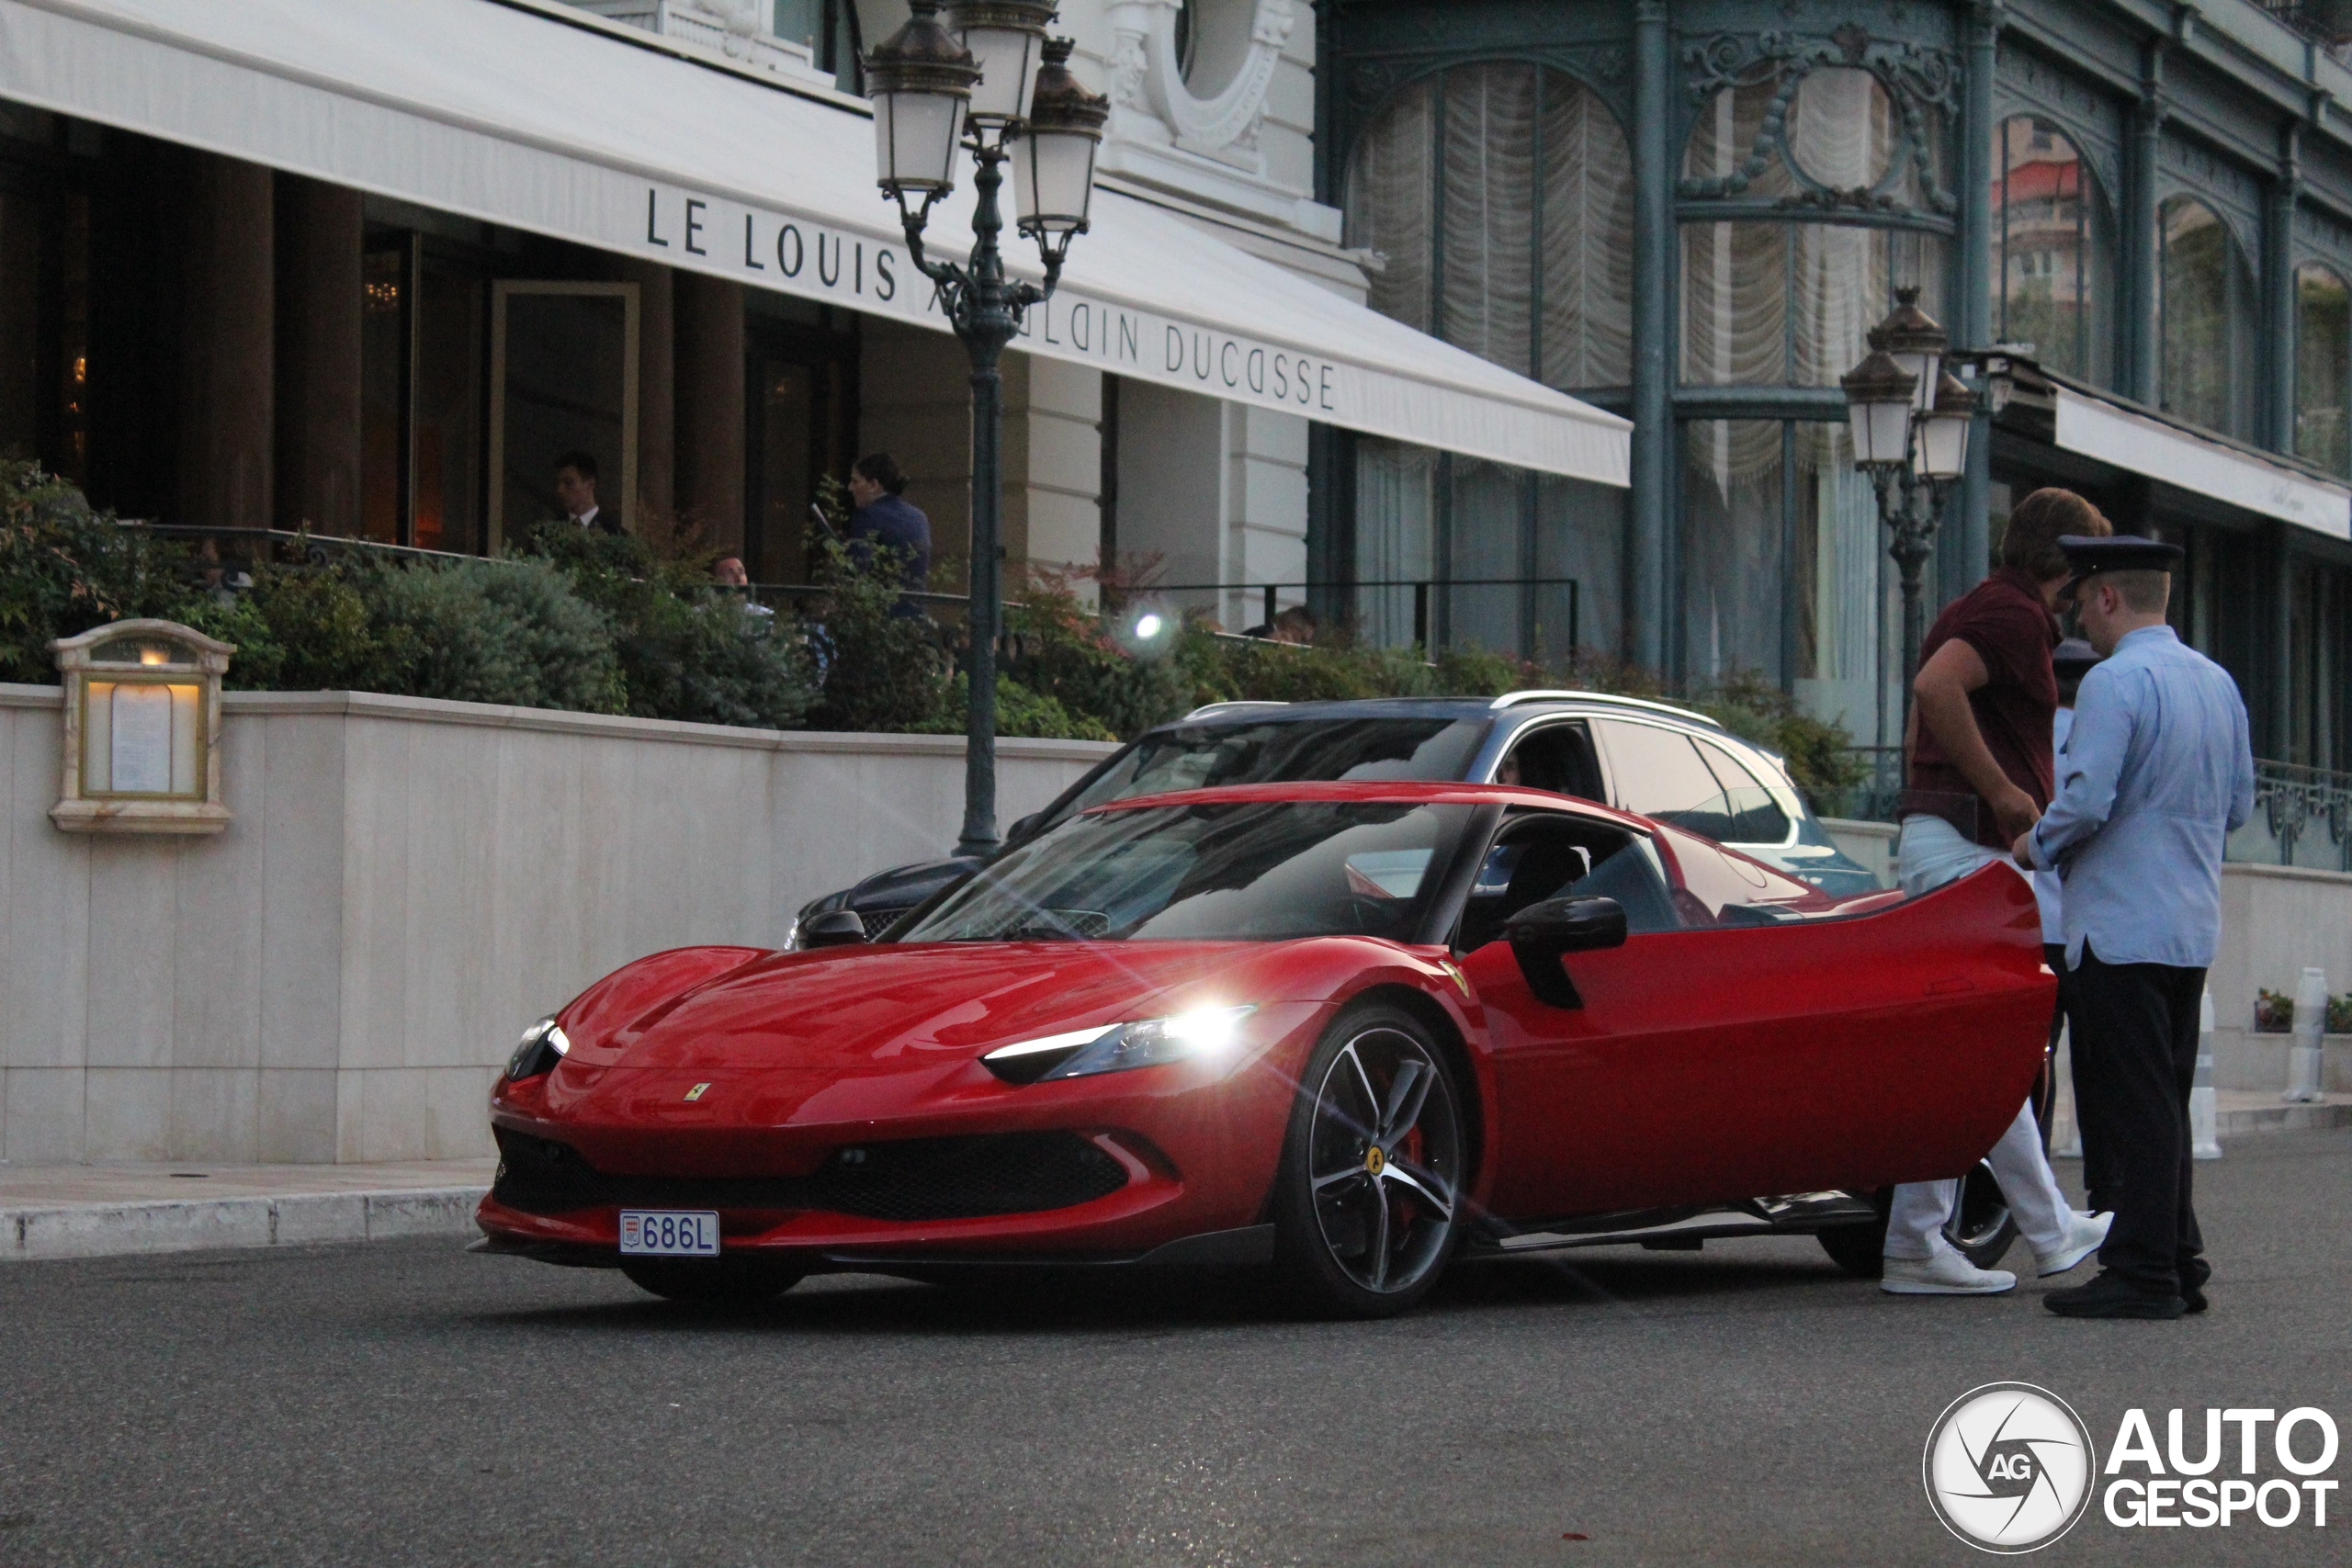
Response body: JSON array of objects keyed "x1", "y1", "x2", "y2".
[{"x1": 1924, "y1": 1382, "x2": 2098, "y2": 1553}]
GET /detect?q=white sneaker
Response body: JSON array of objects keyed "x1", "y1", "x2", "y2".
[
  {"x1": 1881, "y1": 1250, "x2": 2018, "y2": 1295},
  {"x1": 2032, "y1": 1210, "x2": 2112, "y2": 1277}
]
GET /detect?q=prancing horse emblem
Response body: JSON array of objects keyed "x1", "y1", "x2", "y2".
[{"x1": 684, "y1": 1083, "x2": 712, "y2": 1102}]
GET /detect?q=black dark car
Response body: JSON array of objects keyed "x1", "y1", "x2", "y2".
[{"x1": 786, "y1": 690, "x2": 1879, "y2": 948}]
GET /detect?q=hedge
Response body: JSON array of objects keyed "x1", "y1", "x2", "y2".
[{"x1": 0, "y1": 463, "x2": 1864, "y2": 806}]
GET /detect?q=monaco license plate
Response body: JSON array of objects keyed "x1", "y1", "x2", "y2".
[{"x1": 618, "y1": 1210, "x2": 720, "y2": 1257}]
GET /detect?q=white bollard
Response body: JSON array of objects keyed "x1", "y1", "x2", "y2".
[
  {"x1": 2191, "y1": 987, "x2": 2222, "y2": 1160},
  {"x1": 2287, "y1": 966, "x2": 2329, "y2": 1104},
  {"x1": 2048, "y1": 1020, "x2": 2083, "y2": 1159}
]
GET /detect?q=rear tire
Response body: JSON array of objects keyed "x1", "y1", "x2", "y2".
[
  {"x1": 619, "y1": 1257, "x2": 806, "y2": 1306},
  {"x1": 1272, "y1": 1004, "x2": 1466, "y2": 1319},
  {"x1": 1813, "y1": 1168, "x2": 2018, "y2": 1279}
]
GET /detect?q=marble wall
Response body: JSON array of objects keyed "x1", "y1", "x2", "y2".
[{"x1": 0, "y1": 687, "x2": 1115, "y2": 1166}]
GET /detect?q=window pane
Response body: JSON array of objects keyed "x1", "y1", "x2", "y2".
[
  {"x1": 1597, "y1": 719, "x2": 1735, "y2": 839},
  {"x1": 1683, "y1": 79, "x2": 1793, "y2": 197},
  {"x1": 2297, "y1": 265, "x2": 2350, "y2": 477},
  {"x1": 1445, "y1": 455, "x2": 1521, "y2": 653},
  {"x1": 1695, "y1": 739, "x2": 1792, "y2": 844},
  {"x1": 413, "y1": 256, "x2": 482, "y2": 554},
  {"x1": 1539, "y1": 74, "x2": 1633, "y2": 389},
  {"x1": 360, "y1": 244, "x2": 405, "y2": 545},
  {"x1": 1343, "y1": 78, "x2": 1435, "y2": 335},
  {"x1": 2160, "y1": 198, "x2": 2249, "y2": 439},
  {"x1": 1439, "y1": 62, "x2": 1537, "y2": 376},
  {"x1": 1682, "y1": 420, "x2": 1785, "y2": 682},
  {"x1": 1995, "y1": 116, "x2": 2106, "y2": 385},
  {"x1": 1786, "y1": 68, "x2": 1900, "y2": 197},
  {"x1": 1354, "y1": 437, "x2": 1436, "y2": 649},
  {"x1": 1792, "y1": 421, "x2": 1886, "y2": 739},
  {"x1": 1681, "y1": 221, "x2": 1789, "y2": 385}
]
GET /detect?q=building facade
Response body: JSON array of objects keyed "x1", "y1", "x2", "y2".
[
  {"x1": 1322, "y1": 0, "x2": 2352, "y2": 774},
  {"x1": 0, "y1": 0, "x2": 1621, "y2": 658}
]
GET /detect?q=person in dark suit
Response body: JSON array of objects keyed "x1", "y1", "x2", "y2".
[
  {"x1": 554, "y1": 450, "x2": 622, "y2": 536},
  {"x1": 844, "y1": 453, "x2": 931, "y2": 602}
]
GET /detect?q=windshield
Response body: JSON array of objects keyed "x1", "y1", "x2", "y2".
[
  {"x1": 897, "y1": 800, "x2": 1474, "y2": 944},
  {"x1": 1047, "y1": 718, "x2": 1491, "y2": 829}
]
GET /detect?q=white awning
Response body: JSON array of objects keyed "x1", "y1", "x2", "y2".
[
  {"x1": 0, "y1": 0, "x2": 1630, "y2": 485},
  {"x1": 2052, "y1": 386, "x2": 2350, "y2": 542}
]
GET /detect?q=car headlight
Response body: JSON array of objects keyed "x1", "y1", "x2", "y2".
[
  {"x1": 981, "y1": 1005, "x2": 1256, "y2": 1085},
  {"x1": 505, "y1": 1016, "x2": 571, "y2": 1081}
]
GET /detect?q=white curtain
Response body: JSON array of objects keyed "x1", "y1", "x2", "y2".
[
  {"x1": 1356, "y1": 439, "x2": 1436, "y2": 648},
  {"x1": 1682, "y1": 420, "x2": 1785, "y2": 681},
  {"x1": 1543, "y1": 79, "x2": 1634, "y2": 389},
  {"x1": 1442, "y1": 65, "x2": 1536, "y2": 376},
  {"x1": 1344, "y1": 79, "x2": 1435, "y2": 334},
  {"x1": 1348, "y1": 63, "x2": 1632, "y2": 391}
]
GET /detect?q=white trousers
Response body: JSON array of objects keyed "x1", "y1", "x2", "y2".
[
  {"x1": 1883, "y1": 816, "x2": 2076, "y2": 1262},
  {"x1": 1884, "y1": 1099, "x2": 2075, "y2": 1261}
]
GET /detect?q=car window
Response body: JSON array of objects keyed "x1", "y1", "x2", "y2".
[
  {"x1": 1455, "y1": 812, "x2": 1681, "y2": 951},
  {"x1": 1050, "y1": 718, "x2": 1491, "y2": 826},
  {"x1": 1495, "y1": 721, "x2": 1604, "y2": 800},
  {"x1": 1652, "y1": 822, "x2": 1822, "y2": 927},
  {"x1": 896, "y1": 800, "x2": 1473, "y2": 944},
  {"x1": 1593, "y1": 719, "x2": 1738, "y2": 841},
  {"x1": 1693, "y1": 739, "x2": 1792, "y2": 844}
]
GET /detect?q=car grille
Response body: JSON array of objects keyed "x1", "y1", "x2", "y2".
[{"x1": 491, "y1": 1126, "x2": 1130, "y2": 1223}]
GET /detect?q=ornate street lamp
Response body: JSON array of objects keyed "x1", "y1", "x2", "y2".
[
  {"x1": 866, "y1": 1, "x2": 1106, "y2": 859},
  {"x1": 1841, "y1": 287, "x2": 1977, "y2": 738}
]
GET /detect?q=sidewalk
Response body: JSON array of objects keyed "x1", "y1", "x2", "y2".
[
  {"x1": 0, "y1": 1158, "x2": 495, "y2": 1263},
  {"x1": 2213, "y1": 1088, "x2": 2352, "y2": 1135}
]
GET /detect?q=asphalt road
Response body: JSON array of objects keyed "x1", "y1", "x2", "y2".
[{"x1": 3, "y1": 1131, "x2": 2346, "y2": 1568}]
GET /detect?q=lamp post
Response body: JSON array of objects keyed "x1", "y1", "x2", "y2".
[
  {"x1": 1840, "y1": 287, "x2": 1978, "y2": 739},
  {"x1": 865, "y1": 1, "x2": 1108, "y2": 858}
]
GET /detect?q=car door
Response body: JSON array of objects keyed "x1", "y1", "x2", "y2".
[{"x1": 1460, "y1": 811, "x2": 2048, "y2": 1221}]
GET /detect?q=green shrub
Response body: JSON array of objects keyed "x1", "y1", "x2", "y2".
[
  {"x1": 362, "y1": 557, "x2": 626, "y2": 714},
  {"x1": 802, "y1": 537, "x2": 950, "y2": 732},
  {"x1": 1685, "y1": 668, "x2": 1869, "y2": 809},
  {"x1": 919, "y1": 671, "x2": 1119, "y2": 743},
  {"x1": 1001, "y1": 569, "x2": 1193, "y2": 736},
  {"x1": 526, "y1": 525, "x2": 815, "y2": 729},
  {"x1": 221, "y1": 562, "x2": 390, "y2": 693},
  {"x1": 0, "y1": 462, "x2": 201, "y2": 682}
]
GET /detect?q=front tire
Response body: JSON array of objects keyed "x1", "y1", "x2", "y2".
[
  {"x1": 619, "y1": 1256, "x2": 806, "y2": 1306},
  {"x1": 1272, "y1": 1005, "x2": 1466, "y2": 1319}
]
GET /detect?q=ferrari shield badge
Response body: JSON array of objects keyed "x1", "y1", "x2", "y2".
[{"x1": 683, "y1": 1082, "x2": 712, "y2": 1102}]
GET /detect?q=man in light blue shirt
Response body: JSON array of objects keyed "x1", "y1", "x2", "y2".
[{"x1": 2013, "y1": 536, "x2": 2255, "y2": 1320}]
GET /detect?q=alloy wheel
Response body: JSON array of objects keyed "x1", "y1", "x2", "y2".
[{"x1": 1304, "y1": 1025, "x2": 1464, "y2": 1296}]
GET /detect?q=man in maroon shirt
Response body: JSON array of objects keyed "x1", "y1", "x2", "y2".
[{"x1": 1880, "y1": 489, "x2": 2114, "y2": 1296}]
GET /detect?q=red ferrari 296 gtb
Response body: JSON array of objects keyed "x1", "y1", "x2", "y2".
[{"x1": 475, "y1": 782, "x2": 2052, "y2": 1316}]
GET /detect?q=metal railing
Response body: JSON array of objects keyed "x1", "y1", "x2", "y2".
[
  {"x1": 1815, "y1": 746, "x2": 1905, "y2": 824},
  {"x1": 1133, "y1": 577, "x2": 1580, "y2": 654},
  {"x1": 2230, "y1": 759, "x2": 2352, "y2": 873}
]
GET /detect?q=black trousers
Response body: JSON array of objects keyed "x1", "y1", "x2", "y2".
[
  {"x1": 2069, "y1": 946, "x2": 2209, "y2": 1297},
  {"x1": 2047, "y1": 944, "x2": 2120, "y2": 1211}
]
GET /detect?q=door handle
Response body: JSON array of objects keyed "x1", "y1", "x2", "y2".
[{"x1": 1925, "y1": 977, "x2": 1975, "y2": 997}]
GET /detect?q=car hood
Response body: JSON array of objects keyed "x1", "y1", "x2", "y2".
[{"x1": 536, "y1": 940, "x2": 1388, "y2": 1140}]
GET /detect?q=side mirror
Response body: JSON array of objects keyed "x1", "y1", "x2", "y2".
[
  {"x1": 1502, "y1": 896, "x2": 1626, "y2": 1009},
  {"x1": 799, "y1": 909, "x2": 867, "y2": 949}
]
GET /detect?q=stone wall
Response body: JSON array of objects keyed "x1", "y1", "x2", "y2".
[{"x1": 0, "y1": 686, "x2": 1115, "y2": 1166}]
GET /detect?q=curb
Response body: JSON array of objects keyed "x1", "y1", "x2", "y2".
[
  {"x1": 2215, "y1": 1101, "x2": 2352, "y2": 1137},
  {"x1": 0, "y1": 1187, "x2": 486, "y2": 1263}
]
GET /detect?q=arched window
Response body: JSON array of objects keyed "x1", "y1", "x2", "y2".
[
  {"x1": 1679, "y1": 69, "x2": 1945, "y2": 389},
  {"x1": 1993, "y1": 116, "x2": 2110, "y2": 385},
  {"x1": 1675, "y1": 64, "x2": 1944, "y2": 722},
  {"x1": 1343, "y1": 63, "x2": 1634, "y2": 659},
  {"x1": 2297, "y1": 263, "x2": 2350, "y2": 477},
  {"x1": 2159, "y1": 197, "x2": 2255, "y2": 440},
  {"x1": 1344, "y1": 64, "x2": 1633, "y2": 389}
]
